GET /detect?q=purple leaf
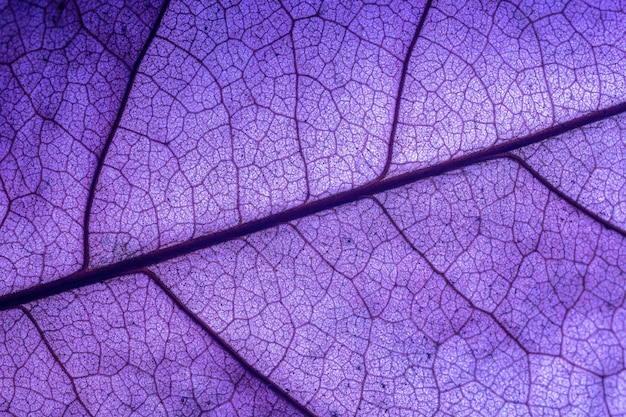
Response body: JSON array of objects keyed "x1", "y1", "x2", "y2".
[{"x1": 1, "y1": 0, "x2": 625, "y2": 416}]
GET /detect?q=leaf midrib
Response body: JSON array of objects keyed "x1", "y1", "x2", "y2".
[{"x1": 3, "y1": 100, "x2": 625, "y2": 311}]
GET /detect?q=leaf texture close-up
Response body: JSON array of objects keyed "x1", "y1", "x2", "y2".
[{"x1": 1, "y1": 0, "x2": 626, "y2": 415}]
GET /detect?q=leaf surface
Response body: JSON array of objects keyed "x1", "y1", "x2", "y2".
[{"x1": 1, "y1": 0, "x2": 626, "y2": 416}]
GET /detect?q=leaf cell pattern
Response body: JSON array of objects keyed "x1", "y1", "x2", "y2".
[
  {"x1": 0, "y1": 0, "x2": 161, "y2": 296},
  {"x1": 1, "y1": 0, "x2": 626, "y2": 416}
]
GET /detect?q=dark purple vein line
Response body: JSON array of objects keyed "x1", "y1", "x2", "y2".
[
  {"x1": 20, "y1": 306, "x2": 95, "y2": 416},
  {"x1": 2, "y1": 100, "x2": 625, "y2": 311},
  {"x1": 144, "y1": 269, "x2": 319, "y2": 417},
  {"x1": 81, "y1": 0, "x2": 172, "y2": 269},
  {"x1": 378, "y1": 0, "x2": 433, "y2": 181},
  {"x1": 506, "y1": 153, "x2": 626, "y2": 236}
]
